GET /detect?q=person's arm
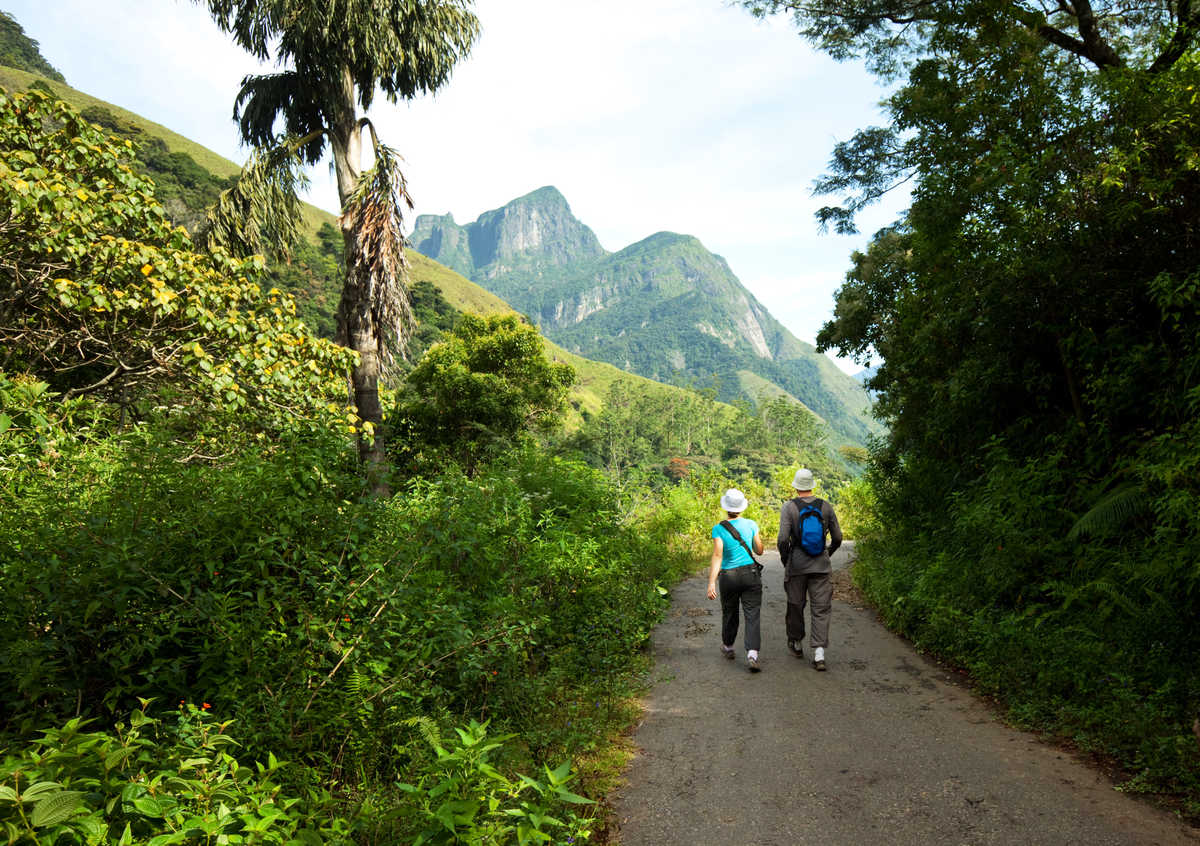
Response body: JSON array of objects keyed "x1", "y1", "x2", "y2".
[
  {"x1": 826, "y1": 503, "x2": 843, "y2": 557},
  {"x1": 707, "y1": 538, "x2": 723, "y2": 600},
  {"x1": 752, "y1": 526, "x2": 764, "y2": 555},
  {"x1": 777, "y1": 503, "x2": 792, "y2": 559}
]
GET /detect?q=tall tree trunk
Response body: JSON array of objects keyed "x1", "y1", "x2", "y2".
[{"x1": 330, "y1": 67, "x2": 390, "y2": 496}]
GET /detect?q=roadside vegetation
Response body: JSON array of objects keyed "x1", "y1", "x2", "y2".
[
  {"x1": 0, "y1": 88, "x2": 858, "y2": 844},
  {"x1": 744, "y1": 0, "x2": 1200, "y2": 814}
]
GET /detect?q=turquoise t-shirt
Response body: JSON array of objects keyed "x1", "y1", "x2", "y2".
[{"x1": 712, "y1": 517, "x2": 759, "y2": 570}]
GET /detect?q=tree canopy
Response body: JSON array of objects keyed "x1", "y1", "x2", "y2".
[
  {"x1": 197, "y1": 0, "x2": 480, "y2": 492},
  {"x1": 204, "y1": 0, "x2": 479, "y2": 164},
  {"x1": 0, "y1": 89, "x2": 352, "y2": 424},
  {"x1": 740, "y1": 1, "x2": 1200, "y2": 75},
  {"x1": 398, "y1": 314, "x2": 576, "y2": 471},
  {"x1": 748, "y1": 0, "x2": 1200, "y2": 799}
]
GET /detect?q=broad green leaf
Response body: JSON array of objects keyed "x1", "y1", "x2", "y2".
[
  {"x1": 132, "y1": 795, "x2": 163, "y2": 817},
  {"x1": 554, "y1": 789, "x2": 594, "y2": 805},
  {"x1": 290, "y1": 829, "x2": 323, "y2": 846},
  {"x1": 31, "y1": 790, "x2": 85, "y2": 827},
  {"x1": 22, "y1": 782, "x2": 63, "y2": 801}
]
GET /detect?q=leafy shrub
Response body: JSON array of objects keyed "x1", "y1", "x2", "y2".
[
  {"x1": 0, "y1": 704, "x2": 350, "y2": 846},
  {"x1": 0, "y1": 428, "x2": 699, "y2": 787},
  {"x1": 852, "y1": 437, "x2": 1200, "y2": 805},
  {"x1": 0, "y1": 89, "x2": 353, "y2": 426},
  {"x1": 395, "y1": 721, "x2": 593, "y2": 846},
  {"x1": 395, "y1": 314, "x2": 575, "y2": 473},
  {"x1": 830, "y1": 473, "x2": 879, "y2": 541}
]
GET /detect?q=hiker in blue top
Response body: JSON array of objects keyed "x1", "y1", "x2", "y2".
[{"x1": 706, "y1": 488, "x2": 765, "y2": 672}]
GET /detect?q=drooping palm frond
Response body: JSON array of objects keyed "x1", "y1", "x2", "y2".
[
  {"x1": 234, "y1": 72, "x2": 328, "y2": 164},
  {"x1": 201, "y1": 0, "x2": 480, "y2": 116},
  {"x1": 1068, "y1": 482, "x2": 1150, "y2": 540},
  {"x1": 201, "y1": 0, "x2": 289, "y2": 60},
  {"x1": 338, "y1": 132, "x2": 414, "y2": 369},
  {"x1": 195, "y1": 137, "x2": 312, "y2": 261},
  {"x1": 370, "y1": 0, "x2": 480, "y2": 107}
]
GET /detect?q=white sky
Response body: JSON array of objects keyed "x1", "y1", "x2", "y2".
[{"x1": 7, "y1": 0, "x2": 905, "y2": 374}]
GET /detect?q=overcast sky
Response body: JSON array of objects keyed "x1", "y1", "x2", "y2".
[{"x1": 6, "y1": 0, "x2": 905, "y2": 373}]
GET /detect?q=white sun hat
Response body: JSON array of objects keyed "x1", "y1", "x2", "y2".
[
  {"x1": 719, "y1": 488, "x2": 748, "y2": 512},
  {"x1": 791, "y1": 468, "x2": 815, "y2": 491}
]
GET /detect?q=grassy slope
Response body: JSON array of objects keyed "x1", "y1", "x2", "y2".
[
  {"x1": 0, "y1": 66, "x2": 240, "y2": 178},
  {"x1": 406, "y1": 251, "x2": 698, "y2": 419}
]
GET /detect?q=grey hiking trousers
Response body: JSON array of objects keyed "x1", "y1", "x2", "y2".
[{"x1": 784, "y1": 572, "x2": 832, "y2": 648}]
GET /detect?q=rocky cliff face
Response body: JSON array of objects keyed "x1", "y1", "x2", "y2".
[
  {"x1": 411, "y1": 186, "x2": 606, "y2": 282},
  {"x1": 410, "y1": 187, "x2": 879, "y2": 444}
]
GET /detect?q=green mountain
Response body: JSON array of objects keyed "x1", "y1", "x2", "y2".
[{"x1": 411, "y1": 187, "x2": 880, "y2": 444}]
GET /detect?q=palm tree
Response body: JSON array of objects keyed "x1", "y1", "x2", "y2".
[{"x1": 198, "y1": 0, "x2": 479, "y2": 493}]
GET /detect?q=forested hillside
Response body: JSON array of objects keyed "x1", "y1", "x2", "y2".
[
  {"x1": 0, "y1": 11, "x2": 62, "y2": 81},
  {"x1": 745, "y1": 0, "x2": 1200, "y2": 812},
  {"x1": 411, "y1": 187, "x2": 880, "y2": 446}
]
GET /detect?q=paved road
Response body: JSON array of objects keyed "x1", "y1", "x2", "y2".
[{"x1": 611, "y1": 547, "x2": 1198, "y2": 845}]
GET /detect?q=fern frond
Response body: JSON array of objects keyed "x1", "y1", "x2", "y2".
[
  {"x1": 403, "y1": 715, "x2": 441, "y2": 749},
  {"x1": 1068, "y1": 483, "x2": 1148, "y2": 540}
]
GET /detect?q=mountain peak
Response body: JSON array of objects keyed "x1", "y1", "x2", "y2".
[
  {"x1": 415, "y1": 186, "x2": 879, "y2": 445},
  {"x1": 412, "y1": 186, "x2": 606, "y2": 279},
  {"x1": 512, "y1": 185, "x2": 569, "y2": 207},
  {"x1": 625, "y1": 231, "x2": 703, "y2": 252}
]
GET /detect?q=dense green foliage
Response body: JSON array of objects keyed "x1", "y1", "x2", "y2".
[
  {"x1": 0, "y1": 89, "x2": 352, "y2": 424},
  {"x1": 0, "y1": 12, "x2": 64, "y2": 83},
  {"x1": 396, "y1": 314, "x2": 575, "y2": 472},
  {"x1": 564, "y1": 380, "x2": 843, "y2": 497},
  {"x1": 753, "y1": 0, "x2": 1200, "y2": 810},
  {"x1": 0, "y1": 80, "x2": 875, "y2": 845},
  {"x1": 0, "y1": 707, "x2": 354, "y2": 845},
  {"x1": 1, "y1": 90, "x2": 667, "y2": 844}
]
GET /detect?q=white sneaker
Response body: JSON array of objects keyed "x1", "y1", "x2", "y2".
[{"x1": 814, "y1": 647, "x2": 825, "y2": 662}]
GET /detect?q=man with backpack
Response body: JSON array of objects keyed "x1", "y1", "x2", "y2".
[{"x1": 777, "y1": 468, "x2": 842, "y2": 670}]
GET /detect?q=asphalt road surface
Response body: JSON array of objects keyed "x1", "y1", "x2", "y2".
[{"x1": 611, "y1": 546, "x2": 1198, "y2": 846}]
